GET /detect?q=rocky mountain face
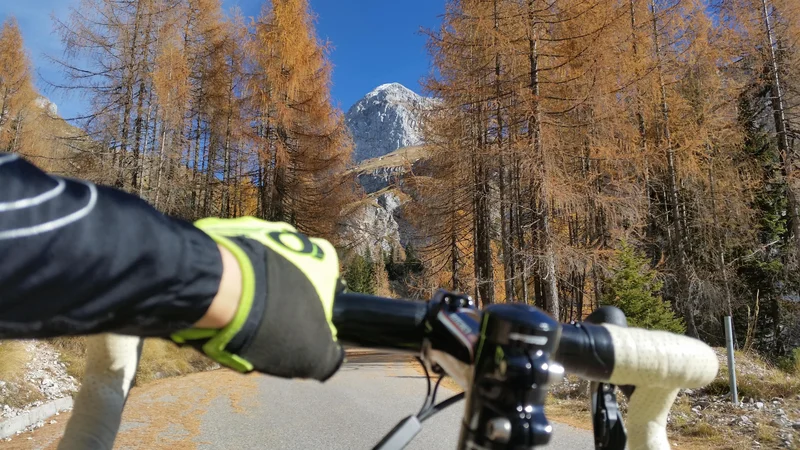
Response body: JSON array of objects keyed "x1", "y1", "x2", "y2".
[
  {"x1": 340, "y1": 191, "x2": 404, "y2": 257},
  {"x1": 345, "y1": 83, "x2": 434, "y2": 163},
  {"x1": 341, "y1": 146, "x2": 430, "y2": 258},
  {"x1": 356, "y1": 165, "x2": 407, "y2": 194},
  {"x1": 340, "y1": 83, "x2": 435, "y2": 259}
]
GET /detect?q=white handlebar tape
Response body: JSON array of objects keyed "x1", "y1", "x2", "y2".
[
  {"x1": 58, "y1": 334, "x2": 142, "y2": 450},
  {"x1": 602, "y1": 324, "x2": 719, "y2": 450}
]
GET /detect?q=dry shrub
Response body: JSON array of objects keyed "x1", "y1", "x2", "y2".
[
  {"x1": 682, "y1": 421, "x2": 720, "y2": 439},
  {"x1": 48, "y1": 337, "x2": 216, "y2": 385},
  {"x1": 755, "y1": 423, "x2": 779, "y2": 445},
  {"x1": 135, "y1": 339, "x2": 217, "y2": 384}
]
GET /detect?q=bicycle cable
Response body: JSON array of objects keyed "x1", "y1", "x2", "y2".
[{"x1": 414, "y1": 358, "x2": 465, "y2": 423}]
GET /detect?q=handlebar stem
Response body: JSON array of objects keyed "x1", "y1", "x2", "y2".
[{"x1": 459, "y1": 303, "x2": 565, "y2": 450}]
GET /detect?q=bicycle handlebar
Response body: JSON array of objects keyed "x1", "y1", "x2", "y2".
[
  {"x1": 333, "y1": 292, "x2": 428, "y2": 353},
  {"x1": 59, "y1": 292, "x2": 719, "y2": 450},
  {"x1": 580, "y1": 324, "x2": 717, "y2": 449},
  {"x1": 333, "y1": 292, "x2": 718, "y2": 450}
]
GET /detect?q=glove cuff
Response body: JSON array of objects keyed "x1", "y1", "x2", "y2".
[{"x1": 171, "y1": 232, "x2": 264, "y2": 373}]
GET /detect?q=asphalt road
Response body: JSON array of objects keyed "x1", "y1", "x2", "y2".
[{"x1": 6, "y1": 352, "x2": 592, "y2": 450}]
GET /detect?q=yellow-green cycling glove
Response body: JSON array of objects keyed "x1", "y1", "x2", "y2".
[{"x1": 171, "y1": 217, "x2": 344, "y2": 381}]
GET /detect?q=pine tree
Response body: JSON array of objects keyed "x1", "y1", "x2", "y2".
[
  {"x1": 603, "y1": 243, "x2": 686, "y2": 333},
  {"x1": 344, "y1": 253, "x2": 376, "y2": 295}
]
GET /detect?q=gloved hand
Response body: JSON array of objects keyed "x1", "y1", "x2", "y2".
[{"x1": 170, "y1": 217, "x2": 344, "y2": 381}]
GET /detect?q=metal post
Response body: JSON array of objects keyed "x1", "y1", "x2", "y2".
[{"x1": 724, "y1": 316, "x2": 739, "y2": 405}]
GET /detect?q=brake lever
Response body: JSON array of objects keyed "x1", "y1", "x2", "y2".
[
  {"x1": 372, "y1": 361, "x2": 432, "y2": 450},
  {"x1": 591, "y1": 382, "x2": 627, "y2": 450},
  {"x1": 373, "y1": 290, "x2": 474, "y2": 450},
  {"x1": 373, "y1": 416, "x2": 423, "y2": 450},
  {"x1": 584, "y1": 307, "x2": 630, "y2": 450}
]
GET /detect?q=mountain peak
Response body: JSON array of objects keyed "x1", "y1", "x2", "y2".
[
  {"x1": 346, "y1": 83, "x2": 433, "y2": 163},
  {"x1": 367, "y1": 82, "x2": 417, "y2": 97}
]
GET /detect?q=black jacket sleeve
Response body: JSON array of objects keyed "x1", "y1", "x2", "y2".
[{"x1": 0, "y1": 152, "x2": 222, "y2": 339}]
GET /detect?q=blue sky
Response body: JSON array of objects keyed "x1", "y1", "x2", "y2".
[{"x1": 0, "y1": 0, "x2": 444, "y2": 120}]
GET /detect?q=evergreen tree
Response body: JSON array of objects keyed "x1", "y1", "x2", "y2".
[
  {"x1": 737, "y1": 91, "x2": 797, "y2": 355},
  {"x1": 344, "y1": 253, "x2": 375, "y2": 295},
  {"x1": 603, "y1": 243, "x2": 686, "y2": 333}
]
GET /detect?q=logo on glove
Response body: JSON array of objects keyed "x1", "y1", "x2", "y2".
[{"x1": 268, "y1": 230, "x2": 325, "y2": 260}]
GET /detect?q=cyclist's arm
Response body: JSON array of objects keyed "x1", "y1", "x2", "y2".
[{"x1": 0, "y1": 152, "x2": 239, "y2": 338}]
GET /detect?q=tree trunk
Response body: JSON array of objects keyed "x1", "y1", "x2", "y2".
[
  {"x1": 630, "y1": 0, "x2": 652, "y2": 223},
  {"x1": 494, "y1": 1, "x2": 513, "y2": 302},
  {"x1": 131, "y1": 4, "x2": 153, "y2": 192},
  {"x1": 190, "y1": 113, "x2": 202, "y2": 217},
  {"x1": 451, "y1": 217, "x2": 462, "y2": 292},
  {"x1": 474, "y1": 101, "x2": 494, "y2": 305},
  {"x1": 116, "y1": 0, "x2": 145, "y2": 190},
  {"x1": 529, "y1": 0, "x2": 559, "y2": 319},
  {"x1": 650, "y1": 0, "x2": 697, "y2": 337},
  {"x1": 707, "y1": 147, "x2": 734, "y2": 317},
  {"x1": 760, "y1": 0, "x2": 800, "y2": 257},
  {"x1": 514, "y1": 155, "x2": 529, "y2": 303},
  {"x1": 153, "y1": 121, "x2": 168, "y2": 210}
]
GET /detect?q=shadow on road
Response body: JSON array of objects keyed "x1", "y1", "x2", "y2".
[
  {"x1": 341, "y1": 350, "x2": 427, "y2": 379},
  {"x1": 343, "y1": 350, "x2": 416, "y2": 365}
]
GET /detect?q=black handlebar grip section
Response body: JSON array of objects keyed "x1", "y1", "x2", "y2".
[
  {"x1": 332, "y1": 293, "x2": 429, "y2": 353},
  {"x1": 585, "y1": 306, "x2": 635, "y2": 399},
  {"x1": 556, "y1": 323, "x2": 616, "y2": 382},
  {"x1": 585, "y1": 306, "x2": 628, "y2": 328}
]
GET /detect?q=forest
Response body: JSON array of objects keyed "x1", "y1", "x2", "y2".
[
  {"x1": 408, "y1": 0, "x2": 800, "y2": 359},
  {"x1": 1, "y1": 0, "x2": 799, "y2": 361}
]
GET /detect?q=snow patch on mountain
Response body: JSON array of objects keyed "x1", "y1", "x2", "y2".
[
  {"x1": 346, "y1": 83, "x2": 434, "y2": 162},
  {"x1": 34, "y1": 97, "x2": 58, "y2": 118}
]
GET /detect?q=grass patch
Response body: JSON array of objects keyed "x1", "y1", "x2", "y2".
[
  {"x1": 669, "y1": 395, "x2": 693, "y2": 428},
  {"x1": 545, "y1": 397, "x2": 592, "y2": 431},
  {"x1": 738, "y1": 372, "x2": 800, "y2": 399},
  {"x1": 0, "y1": 381, "x2": 46, "y2": 409},
  {"x1": 47, "y1": 337, "x2": 87, "y2": 380},
  {"x1": 0, "y1": 340, "x2": 45, "y2": 409},
  {"x1": 706, "y1": 358, "x2": 800, "y2": 400},
  {"x1": 48, "y1": 337, "x2": 217, "y2": 385},
  {"x1": 755, "y1": 423, "x2": 779, "y2": 445},
  {"x1": 351, "y1": 145, "x2": 428, "y2": 173},
  {"x1": 0, "y1": 341, "x2": 30, "y2": 381},
  {"x1": 682, "y1": 421, "x2": 720, "y2": 438}
]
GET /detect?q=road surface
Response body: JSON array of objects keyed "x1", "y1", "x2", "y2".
[{"x1": 4, "y1": 352, "x2": 592, "y2": 449}]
